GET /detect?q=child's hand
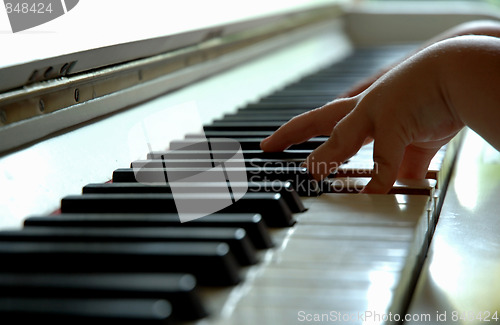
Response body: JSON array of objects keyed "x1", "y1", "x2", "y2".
[{"x1": 261, "y1": 38, "x2": 478, "y2": 194}]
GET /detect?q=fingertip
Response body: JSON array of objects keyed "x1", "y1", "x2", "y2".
[
  {"x1": 367, "y1": 130, "x2": 408, "y2": 194},
  {"x1": 260, "y1": 136, "x2": 271, "y2": 151},
  {"x1": 260, "y1": 134, "x2": 287, "y2": 152},
  {"x1": 303, "y1": 144, "x2": 340, "y2": 181},
  {"x1": 302, "y1": 156, "x2": 325, "y2": 182}
]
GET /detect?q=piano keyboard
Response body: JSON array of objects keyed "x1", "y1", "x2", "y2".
[{"x1": 0, "y1": 45, "x2": 460, "y2": 324}]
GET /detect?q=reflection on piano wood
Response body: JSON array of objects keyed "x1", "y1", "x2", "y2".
[{"x1": 0, "y1": 42, "x2": 463, "y2": 324}]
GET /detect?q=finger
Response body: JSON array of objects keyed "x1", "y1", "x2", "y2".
[
  {"x1": 397, "y1": 144, "x2": 441, "y2": 179},
  {"x1": 260, "y1": 98, "x2": 355, "y2": 152},
  {"x1": 362, "y1": 131, "x2": 407, "y2": 194},
  {"x1": 303, "y1": 109, "x2": 371, "y2": 180}
]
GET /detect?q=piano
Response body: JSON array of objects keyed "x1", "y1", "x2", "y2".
[{"x1": 1, "y1": 1, "x2": 500, "y2": 324}]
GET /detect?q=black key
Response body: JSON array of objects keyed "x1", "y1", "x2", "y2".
[
  {"x1": 186, "y1": 131, "x2": 274, "y2": 138},
  {"x1": 0, "y1": 227, "x2": 257, "y2": 266},
  {"x1": 275, "y1": 87, "x2": 341, "y2": 95},
  {"x1": 221, "y1": 113, "x2": 298, "y2": 121},
  {"x1": 242, "y1": 102, "x2": 323, "y2": 110},
  {"x1": 112, "y1": 167, "x2": 318, "y2": 196},
  {"x1": 0, "y1": 241, "x2": 240, "y2": 286},
  {"x1": 239, "y1": 102, "x2": 319, "y2": 110},
  {"x1": 24, "y1": 213, "x2": 273, "y2": 249},
  {"x1": 61, "y1": 193, "x2": 294, "y2": 227},
  {"x1": 222, "y1": 111, "x2": 302, "y2": 121},
  {"x1": 282, "y1": 82, "x2": 356, "y2": 91},
  {"x1": 148, "y1": 149, "x2": 312, "y2": 160},
  {"x1": 291, "y1": 76, "x2": 363, "y2": 85},
  {"x1": 131, "y1": 159, "x2": 304, "y2": 168},
  {"x1": 114, "y1": 166, "x2": 308, "y2": 184},
  {"x1": 263, "y1": 90, "x2": 336, "y2": 98},
  {"x1": 0, "y1": 297, "x2": 172, "y2": 324},
  {"x1": 185, "y1": 131, "x2": 325, "y2": 142},
  {"x1": 83, "y1": 181, "x2": 305, "y2": 213},
  {"x1": 169, "y1": 138, "x2": 326, "y2": 150},
  {"x1": 208, "y1": 117, "x2": 288, "y2": 124},
  {"x1": 0, "y1": 273, "x2": 205, "y2": 320},
  {"x1": 204, "y1": 121, "x2": 287, "y2": 131},
  {"x1": 235, "y1": 108, "x2": 310, "y2": 115}
]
